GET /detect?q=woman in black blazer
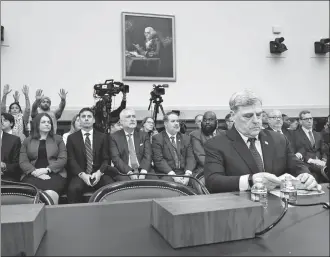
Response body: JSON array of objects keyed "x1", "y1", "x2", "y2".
[{"x1": 20, "y1": 113, "x2": 67, "y2": 204}]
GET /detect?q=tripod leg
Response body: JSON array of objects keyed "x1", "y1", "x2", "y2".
[{"x1": 159, "y1": 104, "x2": 166, "y2": 117}]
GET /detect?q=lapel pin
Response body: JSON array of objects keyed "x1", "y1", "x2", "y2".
[{"x1": 265, "y1": 141, "x2": 268, "y2": 145}]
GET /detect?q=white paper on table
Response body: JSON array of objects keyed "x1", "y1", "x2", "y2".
[{"x1": 270, "y1": 189, "x2": 325, "y2": 197}]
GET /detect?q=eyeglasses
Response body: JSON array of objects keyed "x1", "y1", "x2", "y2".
[
  {"x1": 268, "y1": 116, "x2": 282, "y2": 120},
  {"x1": 301, "y1": 117, "x2": 313, "y2": 121}
]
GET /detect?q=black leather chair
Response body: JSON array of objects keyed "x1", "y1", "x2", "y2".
[
  {"x1": 1, "y1": 180, "x2": 54, "y2": 205},
  {"x1": 191, "y1": 170, "x2": 206, "y2": 195},
  {"x1": 89, "y1": 179, "x2": 197, "y2": 203}
]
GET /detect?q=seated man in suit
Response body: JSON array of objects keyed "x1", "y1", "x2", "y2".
[
  {"x1": 66, "y1": 107, "x2": 114, "y2": 203},
  {"x1": 109, "y1": 108, "x2": 156, "y2": 180},
  {"x1": 190, "y1": 111, "x2": 224, "y2": 172},
  {"x1": 293, "y1": 110, "x2": 328, "y2": 182},
  {"x1": 204, "y1": 90, "x2": 319, "y2": 193},
  {"x1": 225, "y1": 113, "x2": 234, "y2": 130},
  {"x1": 1, "y1": 113, "x2": 22, "y2": 182},
  {"x1": 194, "y1": 114, "x2": 203, "y2": 130},
  {"x1": 267, "y1": 109, "x2": 294, "y2": 150},
  {"x1": 152, "y1": 111, "x2": 196, "y2": 186}
]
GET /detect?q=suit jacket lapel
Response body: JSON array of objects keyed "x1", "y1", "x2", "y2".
[
  {"x1": 78, "y1": 131, "x2": 86, "y2": 160},
  {"x1": 133, "y1": 130, "x2": 141, "y2": 160},
  {"x1": 227, "y1": 127, "x2": 260, "y2": 174},
  {"x1": 93, "y1": 130, "x2": 101, "y2": 159},
  {"x1": 119, "y1": 129, "x2": 129, "y2": 164},
  {"x1": 1, "y1": 133, "x2": 7, "y2": 160},
  {"x1": 163, "y1": 131, "x2": 177, "y2": 161},
  {"x1": 300, "y1": 128, "x2": 313, "y2": 148},
  {"x1": 259, "y1": 130, "x2": 274, "y2": 173}
]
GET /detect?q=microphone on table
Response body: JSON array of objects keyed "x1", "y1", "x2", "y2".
[
  {"x1": 111, "y1": 166, "x2": 210, "y2": 194},
  {"x1": 1, "y1": 179, "x2": 40, "y2": 204}
]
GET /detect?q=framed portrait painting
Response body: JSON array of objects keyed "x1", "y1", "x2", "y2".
[{"x1": 122, "y1": 12, "x2": 176, "y2": 81}]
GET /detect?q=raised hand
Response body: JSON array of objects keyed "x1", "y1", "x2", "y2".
[
  {"x1": 13, "y1": 91, "x2": 20, "y2": 102},
  {"x1": 35, "y1": 89, "x2": 44, "y2": 100},
  {"x1": 58, "y1": 89, "x2": 68, "y2": 100},
  {"x1": 3, "y1": 84, "x2": 12, "y2": 96},
  {"x1": 22, "y1": 85, "x2": 29, "y2": 96}
]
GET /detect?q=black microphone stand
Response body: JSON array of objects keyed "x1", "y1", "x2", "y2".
[{"x1": 113, "y1": 167, "x2": 210, "y2": 195}]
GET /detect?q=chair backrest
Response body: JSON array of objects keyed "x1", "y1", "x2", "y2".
[
  {"x1": 89, "y1": 179, "x2": 197, "y2": 203},
  {"x1": 1, "y1": 185, "x2": 54, "y2": 205},
  {"x1": 191, "y1": 170, "x2": 205, "y2": 195}
]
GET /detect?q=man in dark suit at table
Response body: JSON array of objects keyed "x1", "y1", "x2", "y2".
[
  {"x1": 293, "y1": 110, "x2": 328, "y2": 183},
  {"x1": 109, "y1": 108, "x2": 156, "y2": 181},
  {"x1": 152, "y1": 111, "x2": 196, "y2": 186},
  {"x1": 66, "y1": 107, "x2": 114, "y2": 203},
  {"x1": 190, "y1": 111, "x2": 224, "y2": 173},
  {"x1": 1, "y1": 113, "x2": 22, "y2": 182},
  {"x1": 204, "y1": 90, "x2": 320, "y2": 193}
]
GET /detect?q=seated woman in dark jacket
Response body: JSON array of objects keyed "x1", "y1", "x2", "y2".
[
  {"x1": 140, "y1": 117, "x2": 158, "y2": 143},
  {"x1": 20, "y1": 113, "x2": 67, "y2": 204}
]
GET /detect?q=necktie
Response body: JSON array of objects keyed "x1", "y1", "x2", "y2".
[
  {"x1": 170, "y1": 136, "x2": 180, "y2": 169},
  {"x1": 308, "y1": 131, "x2": 315, "y2": 147},
  {"x1": 85, "y1": 133, "x2": 93, "y2": 174},
  {"x1": 127, "y1": 134, "x2": 139, "y2": 170},
  {"x1": 247, "y1": 138, "x2": 264, "y2": 173}
]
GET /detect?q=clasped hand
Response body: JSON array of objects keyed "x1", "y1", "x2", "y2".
[{"x1": 32, "y1": 168, "x2": 50, "y2": 180}]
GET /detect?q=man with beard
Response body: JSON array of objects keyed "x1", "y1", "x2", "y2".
[
  {"x1": 204, "y1": 90, "x2": 319, "y2": 193},
  {"x1": 190, "y1": 111, "x2": 225, "y2": 172},
  {"x1": 31, "y1": 89, "x2": 67, "y2": 134},
  {"x1": 152, "y1": 111, "x2": 196, "y2": 186},
  {"x1": 267, "y1": 109, "x2": 294, "y2": 149}
]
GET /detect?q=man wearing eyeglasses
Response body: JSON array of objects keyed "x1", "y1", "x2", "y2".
[
  {"x1": 204, "y1": 90, "x2": 320, "y2": 193},
  {"x1": 293, "y1": 110, "x2": 328, "y2": 182},
  {"x1": 267, "y1": 110, "x2": 294, "y2": 149}
]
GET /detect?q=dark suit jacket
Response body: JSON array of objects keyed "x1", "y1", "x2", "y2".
[
  {"x1": 204, "y1": 127, "x2": 309, "y2": 193},
  {"x1": 267, "y1": 127, "x2": 294, "y2": 151},
  {"x1": 293, "y1": 127, "x2": 327, "y2": 162},
  {"x1": 1, "y1": 132, "x2": 21, "y2": 180},
  {"x1": 190, "y1": 129, "x2": 225, "y2": 168},
  {"x1": 152, "y1": 131, "x2": 196, "y2": 174},
  {"x1": 19, "y1": 134, "x2": 67, "y2": 178},
  {"x1": 67, "y1": 130, "x2": 109, "y2": 176},
  {"x1": 110, "y1": 129, "x2": 151, "y2": 174}
]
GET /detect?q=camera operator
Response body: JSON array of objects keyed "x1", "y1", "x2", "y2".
[{"x1": 93, "y1": 84, "x2": 128, "y2": 133}]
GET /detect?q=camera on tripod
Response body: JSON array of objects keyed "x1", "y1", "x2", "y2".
[
  {"x1": 151, "y1": 84, "x2": 169, "y2": 97},
  {"x1": 94, "y1": 79, "x2": 129, "y2": 97}
]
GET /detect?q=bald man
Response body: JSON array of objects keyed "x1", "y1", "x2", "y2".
[
  {"x1": 190, "y1": 111, "x2": 225, "y2": 171},
  {"x1": 31, "y1": 88, "x2": 67, "y2": 133},
  {"x1": 267, "y1": 109, "x2": 294, "y2": 149},
  {"x1": 109, "y1": 108, "x2": 156, "y2": 181}
]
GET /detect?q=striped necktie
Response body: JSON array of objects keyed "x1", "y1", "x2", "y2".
[
  {"x1": 85, "y1": 133, "x2": 93, "y2": 174},
  {"x1": 247, "y1": 138, "x2": 264, "y2": 173}
]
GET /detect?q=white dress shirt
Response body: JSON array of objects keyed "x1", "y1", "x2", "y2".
[
  {"x1": 81, "y1": 129, "x2": 93, "y2": 149},
  {"x1": 124, "y1": 130, "x2": 140, "y2": 168},
  {"x1": 166, "y1": 131, "x2": 177, "y2": 145},
  {"x1": 237, "y1": 130, "x2": 265, "y2": 191},
  {"x1": 301, "y1": 126, "x2": 315, "y2": 144}
]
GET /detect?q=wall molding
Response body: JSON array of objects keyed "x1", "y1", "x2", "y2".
[{"x1": 54, "y1": 105, "x2": 329, "y2": 121}]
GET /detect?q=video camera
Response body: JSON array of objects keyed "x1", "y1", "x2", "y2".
[
  {"x1": 314, "y1": 38, "x2": 330, "y2": 54},
  {"x1": 270, "y1": 37, "x2": 288, "y2": 54},
  {"x1": 151, "y1": 84, "x2": 169, "y2": 97},
  {"x1": 94, "y1": 79, "x2": 129, "y2": 97}
]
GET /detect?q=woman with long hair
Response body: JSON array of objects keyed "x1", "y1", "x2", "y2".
[
  {"x1": 140, "y1": 117, "x2": 158, "y2": 143},
  {"x1": 62, "y1": 114, "x2": 81, "y2": 145},
  {"x1": 1, "y1": 84, "x2": 30, "y2": 142},
  {"x1": 20, "y1": 113, "x2": 67, "y2": 204}
]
